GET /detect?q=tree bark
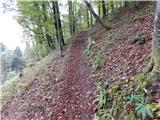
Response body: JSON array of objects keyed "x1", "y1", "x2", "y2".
[
  {"x1": 68, "y1": 1, "x2": 73, "y2": 36},
  {"x1": 86, "y1": 6, "x2": 90, "y2": 27},
  {"x1": 42, "y1": 3, "x2": 54, "y2": 50},
  {"x1": 68, "y1": 1, "x2": 76, "y2": 36},
  {"x1": 52, "y1": 1, "x2": 65, "y2": 56},
  {"x1": 72, "y1": 2, "x2": 76, "y2": 33},
  {"x1": 84, "y1": 0, "x2": 109, "y2": 30},
  {"x1": 55, "y1": 1, "x2": 65, "y2": 46},
  {"x1": 145, "y1": 1, "x2": 160, "y2": 97},
  {"x1": 102, "y1": 0, "x2": 106, "y2": 18},
  {"x1": 151, "y1": 3, "x2": 160, "y2": 72},
  {"x1": 98, "y1": 1, "x2": 101, "y2": 17},
  {"x1": 146, "y1": 1, "x2": 160, "y2": 75}
]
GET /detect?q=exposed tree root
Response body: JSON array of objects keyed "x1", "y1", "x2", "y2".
[{"x1": 144, "y1": 58, "x2": 160, "y2": 98}]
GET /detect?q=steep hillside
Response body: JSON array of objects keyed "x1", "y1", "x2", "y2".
[
  {"x1": 1, "y1": 32, "x2": 96, "y2": 120},
  {"x1": 1, "y1": 2, "x2": 159, "y2": 120},
  {"x1": 84, "y1": 3, "x2": 159, "y2": 120}
]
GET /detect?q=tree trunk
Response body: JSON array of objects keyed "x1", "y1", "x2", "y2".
[
  {"x1": 134, "y1": 1, "x2": 139, "y2": 9},
  {"x1": 124, "y1": 1, "x2": 129, "y2": 7},
  {"x1": 90, "y1": 11, "x2": 93, "y2": 26},
  {"x1": 55, "y1": 1, "x2": 65, "y2": 46},
  {"x1": 146, "y1": 2, "x2": 160, "y2": 74},
  {"x1": 86, "y1": 6, "x2": 90, "y2": 27},
  {"x1": 102, "y1": 0, "x2": 106, "y2": 18},
  {"x1": 145, "y1": 1, "x2": 160, "y2": 97},
  {"x1": 68, "y1": 1, "x2": 76, "y2": 36},
  {"x1": 68, "y1": 1, "x2": 73, "y2": 36},
  {"x1": 98, "y1": 1, "x2": 101, "y2": 17},
  {"x1": 72, "y1": 2, "x2": 76, "y2": 34},
  {"x1": 84, "y1": 0, "x2": 109, "y2": 30},
  {"x1": 111, "y1": 1, "x2": 114, "y2": 14},
  {"x1": 52, "y1": 1, "x2": 64, "y2": 56},
  {"x1": 42, "y1": 3, "x2": 54, "y2": 50}
]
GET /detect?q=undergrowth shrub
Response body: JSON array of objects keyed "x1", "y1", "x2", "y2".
[
  {"x1": 131, "y1": 33, "x2": 145, "y2": 45},
  {"x1": 126, "y1": 93, "x2": 153, "y2": 120},
  {"x1": 93, "y1": 77, "x2": 159, "y2": 120},
  {"x1": 84, "y1": 43, "x2": 104, "y2": 70}
]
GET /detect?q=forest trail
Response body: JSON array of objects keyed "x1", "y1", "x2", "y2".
[
  {"x1": 51, "y1": 31, "x2": 96, "y2": 120},
  {"x1": 1, "y1": 31, "x2": 96, "y2": 120}
]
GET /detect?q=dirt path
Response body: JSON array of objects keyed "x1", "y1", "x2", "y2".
[
  {"x1": 1, "y1": 31, "x2": 96, "y2": 120},
  {"x1": 51, "y1": 31, "x2": 96, "y2": 120}
]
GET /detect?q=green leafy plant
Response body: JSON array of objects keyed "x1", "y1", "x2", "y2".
[
  {"x1": 131, "y1": 33, "x2": 145, "y2": 45},
  {"x1": 92, "y1": 55, "x2": 102, "y2": 70},
  {"x1": 146, "y1": 103, "x2": 160, "y2": 118},
  {"x1": 126, "y1": 94, "x2": 143, "y2": 104},
  {"x1": 126, "y1": 94, "x2": 153, "y2": 120},
  {"x1": 93, "y1": 113, "x2": 99, "y2": 120},
  {"x1": 135, "y1": 98, "x2": 153, "y2": 120},
  {"x1": 96, "y1": 88, "x2": 108, "y2": 108},
  {"x1": 124, "y1": 111, "x2": 136, "y2": 120}
]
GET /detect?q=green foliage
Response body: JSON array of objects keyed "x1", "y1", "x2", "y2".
[
  {"x1": 131, "y1": 33, "x2": 145, "y2": 45},
  {"x1": 84, "y1": 42, "x2": 103, "y2": 70},
  {"x1": 96, "y1": 87, "x2": 108, "y2": 108},
  {"x1": 91, "y1": 54, "x2": 103, "y2": 70},
  {"x1": 135, "y1": 73, "x2": 146, "y2": 87},
  {"x1": 124, "y1": 111, "x2": 136, "y2": 120},
  {"x1": 107, "y1": 29, "x2": 129, "y2": 44},
  {"x1": 146, "y1": 103, "x2": 160, "y2": 118},
  {"x1": 126, "y1": 94, "x2": 143, "y2": 104},
  {"x1": 83, "y1": 44, "x2": 93, "y2": 57},
  {"x1": 0, "y1": 46, "x2": 25, "y2": 83},
  {"x1": 126, "y1": 94, "x2": 153, "y2": 120},
  {"x1": 110, "y1": 84, "x2": 120, "y2": 94},
  {"x1": 136, "y1": 100, "x2": 153, "y2": 119},
  {"x1": 93, "y1": 113, "x2": 99, "y2": 120}
]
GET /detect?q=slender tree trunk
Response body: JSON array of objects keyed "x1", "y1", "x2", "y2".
[
  {"x1": 134, "y1": 1, "x2": 139, "y2": 9},
  {"x1": 98, "y1": 1, "x2": 101, "y2": 17},
  {"x1": 72, "y1": 2, "x2": 76, "y2": 34},
  {"x1": 74, "y1": 2, "x2": 77, "y2": 32},
  {"x1": 42, "y1": 3, "x2": 54, "y2": 50},
  {"x1": 52, "y1": 1, "x2": 64, "y2": 56},
  {"x1": 68, "y1": 1, "x2": 73, "y2": 36},
  {"x1": 111, "y1": 1, "x2": 114, "y2": 14},
  {"x1": 124, "y1": 1, "x2": 128, "y2": 7},
  {"x1": 55, "y1": 1, "x2": 65, "y2": 46},
  {"x1": 86, "y1": 6, "x2": 90, "y2": 28},
  {"x1": 84, "y1": 0, "x2": 109, "y2": 30},
  {"x1": 102, "y1": 0, "x2": 106, "y2": 18},
  {"x1": 68, "y1": 1, "x2": 76, "y2": 36}
]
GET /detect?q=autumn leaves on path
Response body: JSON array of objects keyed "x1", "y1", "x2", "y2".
[
  {"x1": 1, "y1": 31, "x2": 96, "y2": 120},
  {"x1": 52, "y1": 32, "x2": 96, "y2": 120}
]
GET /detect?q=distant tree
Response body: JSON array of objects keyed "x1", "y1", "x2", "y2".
[
  {"x1": 1, "y1": 0, "x2": 16, "y2": 12},
  {"x1": 68, "y1": 1, "x2": 76, "y2": 36},
  {"x1": 84, "y1": 0, "x2": 109, "y2": 30},
  {"x1": 0, "y1": 49, "x2": 14, "y2": 83},
  {"x1": 51, "y1": 1, "x2": 65, "y2": 56},
  {"x1": 0, "y1": 43, "x2": 6, "y2": 52},
  {"x1": 13, "y1": 47, "x2": 22, "y2": 57},
  {"x1": 11, "y1": 47, "x2": 24, "y2": 72},
  {"x1": 86, "y1": 6, "x2": 90, "y2": 27},
  {"x1": 102, "y1": 0, "x2": 106, "y2": 18}
]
